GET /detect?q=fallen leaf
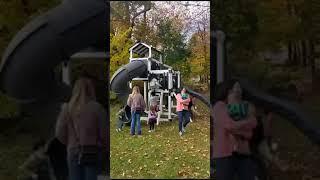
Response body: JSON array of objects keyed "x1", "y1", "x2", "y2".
[{"x1": 156, "y1": 163, "x2": 160, "y2": 166}]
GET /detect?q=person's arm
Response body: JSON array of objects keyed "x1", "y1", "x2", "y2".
[
  {"x1": 55, "y1": 103, "x2": 68, "y2": 145},
  {"x1": 175, "y1": 94, "x2": 191, "y2": 104},
  {"x1": 213, "y1": 102, "x2": 256, "y2": 136},
  {"x1": 127, "y1": 95, "x2": 132, "y2": 107},
  {"x1": 141, "y1": 95, "x2": 146, "y2": 111},
  {"x1": 116, "y1": 109, "x2": 123, "y2": 116},
  {"x1": 234, "y1": 103, "x2": 257, "y2": 139}
]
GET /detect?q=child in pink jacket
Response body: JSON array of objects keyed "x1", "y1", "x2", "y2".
[{"x1": 173, "y1": 88, "x2": 191, "y2": 136}]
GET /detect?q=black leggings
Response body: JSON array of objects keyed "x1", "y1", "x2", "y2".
[{"x1": 149, "y1": 122, "x2": 155, "y2": 130}]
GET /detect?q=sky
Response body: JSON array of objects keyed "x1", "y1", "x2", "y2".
[
  {"x1": 112, "y1": 1, "x2": 210, "y2": 42},
  {"x1": 153, "y1": 1, "x2": 210, "y2": 41}
]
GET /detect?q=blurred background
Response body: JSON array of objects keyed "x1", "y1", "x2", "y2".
[{"x1": 214, "y1": 0, "x2": 320, "y2": 179}]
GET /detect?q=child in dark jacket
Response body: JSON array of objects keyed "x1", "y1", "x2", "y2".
[
  {"x1": 18, "y1": 140, "x2": 55, "y2": 180},
  {"x1": 116, "y1": 106, "x2": 126, "y2": 132}
]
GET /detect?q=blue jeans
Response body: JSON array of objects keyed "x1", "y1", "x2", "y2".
[
  {"x1": 213, "y1": 154, "x2": 256, "y2": 180},
  {"x1": 68, "y1": 151, "x2": 102, "y2": 180},
  {"x1": 178, "y1": 110, "x2": 190, "y2": 132},
  {"x1": 130, "y1": 111, "x2": 141, "y2": 135}
]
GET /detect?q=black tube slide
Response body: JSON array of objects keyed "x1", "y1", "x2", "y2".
[
  {"x1": 0, "y1": 0, "x2": 106, "y2": 104},
  {"x1": 185, "y1": 87, "x2": 211, "y2": 109},
  {"x1": 110, "y1": 60, "x2": 148, "y2": 103},
  {"x1": 236, "y1": 78, "x2": 320, "y2": 145}
]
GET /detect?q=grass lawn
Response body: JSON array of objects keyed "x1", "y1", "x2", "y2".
[
  {"x1": 110, "y1": 102, "x2": 210, "y2": 179},
  {"x1": 265, "y1": 95, "x2": 320, "y2": 179},
  {"x1": 0, "y1": 132, "x2": 35, "y2": 180}
]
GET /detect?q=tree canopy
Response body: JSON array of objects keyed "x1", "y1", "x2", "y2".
[{"x1": 110, "y1": 1, "x2": 210, "y2": 85}]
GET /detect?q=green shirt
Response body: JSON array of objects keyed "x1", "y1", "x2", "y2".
[{"x1": 227, "y1": 102, "x2": 249, "y2": 121}]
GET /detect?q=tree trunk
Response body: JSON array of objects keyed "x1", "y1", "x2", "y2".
[
  {"x1": 297, "y1": 40, "x2": 302, "y2": 66},
  {"x1": 124, "y1": 2, "x2": 132, "y2": 38},
  {"x1": 309, "y1": 40, "x2": 316, "y2": 90},
  {"x1": 292, "y1": 41, "x2": 298, "y2": 65},
  {"x1": 288, "y1": 41, "x2": 292, "y2": 64},
  {"x1": 302, "y1": 40, "x2": 307, "y2": 67}
]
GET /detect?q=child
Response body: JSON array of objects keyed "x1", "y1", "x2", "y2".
[
  {"x1": 254, "y1": 110, "x2": 289, "y2": 172},
  {"x1": 188, "y1": 94, "x2": 196, "y2": 122},
  {"x1": 116, "y1": 106, "x2": 126, "y2": 132},
  {"x1": 227, "y1": 95, "x2": 249, "y2": 121},
  {"x1": 18, "y1": 140, "x2": 54, "y2": 180},
  {"x1": 181, "y1": 92, "x2": 190, "y2": 111},
  {"x1": 149, "y1": 92, "x2": 160, "y2": 125},
  {"x1": 227, "y1": 93, "x2": 251, "y2": 153},
  {"x1": 148, "y1": 105, "x2": 158, "y2": 132}
]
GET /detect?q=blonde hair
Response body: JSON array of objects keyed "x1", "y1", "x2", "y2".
[
  {"x1": 68, "y1": 77, "x2": 96, "y2": 116},
  {"x1": 130, "y1": 86, "x2": 140, "y2": 97}
]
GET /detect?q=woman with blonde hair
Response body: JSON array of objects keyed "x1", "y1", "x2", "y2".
[
  {"x1": 55, "y1": 76, "x2": 106, "y2": 180},
  {"x1": 127, "y1": 86, "x2": 146, "y2": 136}
]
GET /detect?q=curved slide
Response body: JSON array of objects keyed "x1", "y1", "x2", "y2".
[
  {"x1": 110, "y1": 60, "x2": 148, "y2": 102},
  {"x1": 236, "y1": 78, "x2": 320, "y2": 145},
  {"x1": 185, "y1": 87, "x2": 211, "y2": 109},
  {"x1": 0, "y1": 0, "x2": 106, "y2": 104}
]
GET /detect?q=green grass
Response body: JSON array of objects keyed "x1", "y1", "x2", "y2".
[
  {"x1": 110, "y1": 103, "x2": 210, "y2": 179},
  {"x1": 0, "y1": 133, "x2": 35, "y2": 180},
  {"x1": 265, "y1": 95, "x2": 320, "y2": 179}
]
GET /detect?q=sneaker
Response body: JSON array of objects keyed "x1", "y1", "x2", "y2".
[
  {"x1": 190, "y1": 118, "x2": 193, "y2": 122},
  {"x1": 179, "y1": 131, "x2": 183, "y2": 136},
  {"x1": 148, "y1": 130, "x2": 152, "y2": 133},
  {"x1": 116, "y1": 128, "x2": 120, "y2": 132}
]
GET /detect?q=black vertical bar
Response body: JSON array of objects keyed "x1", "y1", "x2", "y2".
[
  {"x1": 210, "y1": 0, "x2": 215, "y2": 178},
  {"x1": 106, "y1": 0, "x2": 110, "y2": 178}
]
